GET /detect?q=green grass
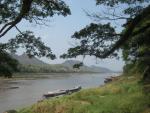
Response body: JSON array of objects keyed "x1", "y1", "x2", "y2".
[{"x1": 17, "y1": 75, "x2": 150, "y2": 113}]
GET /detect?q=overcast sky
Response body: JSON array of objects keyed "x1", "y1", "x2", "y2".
[{"x1": 1, "y1": 0, "x2": 125, "y2": 71}]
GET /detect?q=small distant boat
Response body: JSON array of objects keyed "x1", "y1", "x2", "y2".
[
  {"x1": 43, "y1": 86, "x2": 81, "y2": 98},
  {"x1": 104, "y1": 76, "x2": 117, "y2": 83}
]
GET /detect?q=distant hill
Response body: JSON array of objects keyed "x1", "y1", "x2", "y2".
[
  {"x1": 62, "y1": 60, "x2": 83, "y2": 66},
  {"x1": 10, "y1": 54, "x2": 113, "y2": 73},
  {"x1": 11, "y1": 53, "x2": 47, "y2": 65},
  {"x1": 90, "y1": 65, "x2": 113, "y2": 73},
  {"x1": 62, "y1": 60, "x2": 113, "y2": 73}
]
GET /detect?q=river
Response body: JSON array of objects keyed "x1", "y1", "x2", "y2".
[{"x1": 0, "y1": 73, "x2": 117, "y2": 113}]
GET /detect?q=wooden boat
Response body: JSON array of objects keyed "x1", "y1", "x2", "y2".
[
  {"x1": 43, "y1": 86, "x2": 81, "y2": 98},
  {"x1": 104, "y1": 76, "x2": 117, "y2": 83},
  {"x1": 104, "y1": 77, "x2": 112, "y2": 83},
  {"x1": 68, "y1": 86, "x2": 81, "y2": 93}
]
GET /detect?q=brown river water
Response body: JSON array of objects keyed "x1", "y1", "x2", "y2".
[{"x1": 0, "y1": 73, "x2": 117, "y2": 113}]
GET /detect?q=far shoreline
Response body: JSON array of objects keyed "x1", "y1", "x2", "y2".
[{"x1": 0, "y1": 72, "x2": 121, "y2": 80}]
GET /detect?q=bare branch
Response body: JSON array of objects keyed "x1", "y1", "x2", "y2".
[
  {"x1": 102, "y1": 10, "x2": 130, "y2": 20},
  {"x1": 96, "y1": 5, "x2": 150, "y2": 58},
  {"x1": 15, "y1": 26, "x2": 24, "y2": 35}
]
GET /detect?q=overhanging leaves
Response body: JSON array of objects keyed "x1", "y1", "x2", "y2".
[
  {"x1": 60, "y1": 23, "x2": 119, "y2": 59},
  {"x1": 3, "y1": 31, "x2": 56, "y2": 59}
]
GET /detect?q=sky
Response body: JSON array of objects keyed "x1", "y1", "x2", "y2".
[{"x1": 0, "y1": 0, "x2": 125, "y2": 71}]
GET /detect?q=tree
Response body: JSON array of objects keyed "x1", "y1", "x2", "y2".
[
  {"x1": 0, "y1": 50, "x2": 18, "y2": 78},
  {"x1": 0, "y1": 0, "x2": 71, "y2": 77},
  {"x1": 61, "y1": 0, "x2": 150, "y2": 81},
  {"x1": 73, "y1": 62, "x2": 83, "y2": 69}
]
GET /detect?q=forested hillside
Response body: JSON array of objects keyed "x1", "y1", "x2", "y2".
[{"x1": 11, "y1": 54, "x2": 112, "y2": 73}]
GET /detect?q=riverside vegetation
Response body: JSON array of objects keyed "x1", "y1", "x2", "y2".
[
  {"x1": 16, "y1": 73, "x2": 150, "y2": 113},
  {"x1": 0, "y1": 0, "x2": 150, "y2": 113}
]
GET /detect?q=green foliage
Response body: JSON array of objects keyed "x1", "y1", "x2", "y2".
[
  {"x1": 0, "y1": 31, "x2": 56, "y2": 77},
  {"x1": 0, "y1": 0, "x2": 70, "y2": 24},
  {"x1": 96, "y1": 0, "x2": 149, "y2": 18},
  {"x1": 17, "y1": 64, "x2": 80, "y2": 73},
  {"x1": 17, "y1": 75, "x2": 150, "y2": 113},
  {"x1": 122, "y1": 15, "x2": 150, "y2": 74},
  {"x1": 62, "y1": 1, "x2": 150, "y2": 59},
  {"x1": 0, "y1": 0, "x2": 71, "y2": 77},
  {"x1": 61, "y1": 0, "x2": 150, "y2": 80},
  {"x1": 4, "y1": 31, "x2": 56, "y2": 59},
  {"x1": 123, "y1": 63, "x2": 135, "y2": 74},
  {"x1": 96, "y1": 0, "x2": 149, "y2": 6},
  {"x1": 0, "y1": 50, "x2": 18, "y2": 77},
  {"x1": 60, "y1": 23, "x2": 119, "y2": 59},
  {"x1": 73, "y1": 62, "x2": 83, "y2": 69},
  {"x1": 17, "y1": 63, "x2": 98, "y2": 73}
]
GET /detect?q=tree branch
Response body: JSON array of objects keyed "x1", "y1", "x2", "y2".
[
  {"x1": 96, "y1": 5, "x2": 150, "y2": 58},
  {"x1": 0, "y1": 22, "x2": 12, "y2": 34},
  {"x1": 15, "y1": 26, "x2": 24, "y2": 35},
  {"x1": 0, "y1": 0, "x2": 33, "y2": 38}
]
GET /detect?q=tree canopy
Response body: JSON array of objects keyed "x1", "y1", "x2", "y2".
[
  {"x1": 61, "y1": 0, "x2": 150, "y2": 80},
  {"x1": 0, "y1": 0, "x2": 150, "y2": 79},
  {"x1": 61, "y1": 0, "x2": 150, "y2": 58},
  {"x1": 0, "y1": 0, "x2": 71, "y2": 77}
]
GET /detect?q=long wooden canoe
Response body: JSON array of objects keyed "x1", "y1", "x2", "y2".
[{"x1": 43, "y1": 86, "x2": 81, "y2": 98}]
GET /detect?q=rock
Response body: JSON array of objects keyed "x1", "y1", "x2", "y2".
[{"x1": 4, "y1": 110, "x2": 17, "y2": 113}]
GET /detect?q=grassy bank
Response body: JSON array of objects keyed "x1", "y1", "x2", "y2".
[{"x1": 17, "y1": 74, "x2": 150, "y2": 113}]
